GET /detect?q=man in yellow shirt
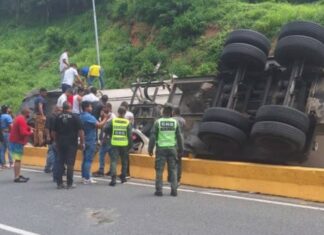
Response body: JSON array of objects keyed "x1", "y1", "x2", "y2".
[{"x1": 87, "y1": 64, "x2": 104, "y2": 89}]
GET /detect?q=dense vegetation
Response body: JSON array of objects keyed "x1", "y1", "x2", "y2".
[{"x1": 1, "y1": 0, "x2": 324, "y2": 110}]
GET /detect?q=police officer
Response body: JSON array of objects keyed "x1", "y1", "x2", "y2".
[
  {"x1": 104, "y1": 106, "x2": 132, "y2": 186},
  {"x1": 148, "y1": 104, "x2": 184, "y2": 197}
]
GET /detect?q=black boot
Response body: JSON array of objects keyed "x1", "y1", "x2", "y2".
[
  {"x1": 109, "y1": 176, "x2": 116, "y2": 187},
  {"x1": 154, "y1": 190, "x2": 163, "y2": 196},
  {"x1": 120, "y1": 175, "x2": 127, "y2": 183},
  {"x1": 170, "y1": 189, "x2": 178, "y2": 197}
]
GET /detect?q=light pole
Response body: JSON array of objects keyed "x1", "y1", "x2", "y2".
[{"x1": 92, "y1": 0, "x2": 100, "y2": 65}]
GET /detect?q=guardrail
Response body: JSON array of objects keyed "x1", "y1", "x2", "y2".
[{"x1": 23, "y1": 146, "x2": 324, "y2": 202}]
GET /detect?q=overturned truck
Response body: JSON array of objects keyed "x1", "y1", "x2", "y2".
[
  {"x1": 130, "y1": 21, "x2": 324, "y2": 166},
  {"x1": 20, "y1": 21, "x2": 324, "y2": 166}
]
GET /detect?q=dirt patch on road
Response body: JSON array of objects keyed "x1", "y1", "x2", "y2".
[{"x1": 87, "y1": 208, "x2": 119, "y2": 225}]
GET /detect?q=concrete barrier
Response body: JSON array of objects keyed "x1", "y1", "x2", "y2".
[{"x1": 23, "y1": 146, "x2": 324, "y2": 202}]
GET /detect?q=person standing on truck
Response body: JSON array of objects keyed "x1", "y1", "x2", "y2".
[
  {"x1": 171, "y1": 107, "x2": 186, "y2": 184},
  {"x1": 80, "y1": 101, "x2": 108, "y2": 184},
  {"x1": 34, "y1": 88, "x2": 47, "y2": 147},
  {"x1": 9, "y1": 108, "x2": 33, "y2": 183},
  {"x1": 61, "y1": 64, "x2": 82, "y2": 93},
  {"x1": 104, "y1": 106, "x2": 132, "y2": 186},
  {"x1": 80, "y1": 66, "x2": 89, "y2": 80},
  {"x1": 148, "y1": 104, "x2": 184, "y2": 197},
  {"x1": 93, "y1": 103, "x2": 116, "y2": 177},
  {"x1": 52, "y1": 102, "x2": 84, "y2": 189},
  {"x1": 87, "y1": 64, "x2": 104, "y2": 89},
  {"x1": 0, "y1": 105, "x2": 13, "y2": 168},
  {"x1": 59, "y1": 50, "x2": 69, "y2": 83}
]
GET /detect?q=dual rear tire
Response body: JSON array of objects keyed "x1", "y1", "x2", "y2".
[
  {"x1": 221, "y1": 29, "x2": 270, "y2": 71},
  {"x1": 199, "y1": 29, "x2": 269, "y2": 152},
  {"x1": 198, "y1": 108, "x2": 251, "y2": 151},
  {"x1": 199, "y1": 106, "x2": 310, "y2": 156},
  {"x1": 275, "y1": 21, "x2": 324, "y2": 66},
  {"x1": 251, "y1": 105, "x2": 309, "y2": 155}
]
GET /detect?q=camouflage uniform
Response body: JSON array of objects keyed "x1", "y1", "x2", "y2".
[{"x1": 148, "y1": 117, "x2": 184, "y2": 195}]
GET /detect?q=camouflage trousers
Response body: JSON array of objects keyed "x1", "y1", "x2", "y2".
[
  {"x1": 34, "y1": 115, "x2": 46, "y2": 147},
  {"x1": 110, "y1": 146, "x2": 129, "y2": 178},
  {"x1": 155, "y1": 148, "x2": 178, "y2": 193}
]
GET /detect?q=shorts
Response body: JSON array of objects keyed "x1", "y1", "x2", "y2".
[
  {"x1": 10, "y1": 143, "x2": 24, "y2": 161},
  {"x1": 61, "y1": 83, "x2": 72, "y2": 93}
]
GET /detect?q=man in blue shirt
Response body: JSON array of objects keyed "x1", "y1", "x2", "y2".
[
  {"x1": 0, "y1": 105, "x2": 13, "y2": 168},
  {"x1": 79, "y1": 101, "x2": 108, "y2": 184}
]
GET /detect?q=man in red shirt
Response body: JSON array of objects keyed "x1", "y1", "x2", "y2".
[{"x1": 9, "y1": 108, "x2": 33, "y2": 183}]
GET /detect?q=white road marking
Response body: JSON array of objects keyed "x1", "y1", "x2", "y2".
[
  {"x1": 0, "y1": 223, "x2": 40, "y2": 235},
  {"x1": 199, "y1": 192, "x2": 324, "y2": 212},
  {"x1": 22, "y1": 168, "x2": 324, "y2": 212}
]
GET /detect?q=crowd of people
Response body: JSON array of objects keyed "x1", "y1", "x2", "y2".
[{"x1": 0, "y1": 50, "x2": 186, "y2": 197}]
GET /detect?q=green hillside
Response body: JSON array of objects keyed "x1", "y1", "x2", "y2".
[{"x1": 1, "y1": 0, "x2": 324, "y2": 110}]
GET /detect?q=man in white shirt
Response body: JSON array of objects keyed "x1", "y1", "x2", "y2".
[
  {"x1": 57, "y1": 89, "x2": 73, "y2": 110},
  {"x1": 59, "y1": 50, "x2": 69, "y2": 83},
  {"x1": 61, "y1": 64, "x2": 82, "y2": 93},
  {"x1": 82, "y1": 87, "x2": 100, "y2": 102},
  {"x1": 120, "y1": 101, "x2": 134, "y2": 126},
  {"x1": 72, "y1": 87, "x2": 85, "y2": 115}
]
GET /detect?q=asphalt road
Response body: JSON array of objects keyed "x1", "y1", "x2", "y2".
[{"x1": 0, "y1": 168, "x2": 324, "y2": 235}]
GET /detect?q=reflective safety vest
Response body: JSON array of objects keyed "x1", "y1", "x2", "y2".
[
  {"x1": 111, "y1": 118, "x2": 130, "y2": 147},
  {"x1": 89, "y1": 65, "x2": 101, "y2": 77},
  {"x1": 157, "y1": 118, "x2": 177, "y2": 148}
]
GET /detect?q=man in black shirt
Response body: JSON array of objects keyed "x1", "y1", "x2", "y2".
[{"x1": 52, "y1": 102, "x2": 84, "y2": 189}]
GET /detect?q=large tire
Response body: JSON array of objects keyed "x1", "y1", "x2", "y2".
[
  {"x1": 225, "y1": 29, "x2": 271, "y2": 55},
  {"x1": 221, "y1": 43, "x2": 267, "y2": 71},
  {"x1": 251, "y1": 121, "x2": 306, "y2": 154},
  {"x1": 274, "y1": 35, "x2": 324, "y2": 67},
  {"x1": 202, "y1": 108, "x2": 251, "y2": 133},
  {"x1": 278, "y1": 21, "x2": 324, "y2": 44},
  {"x1": 255, "y1": 105, "x2": 309, "y2": 133},
  {"x1": 198, "y1": 121, "x2": 247, "y2": 149}
]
